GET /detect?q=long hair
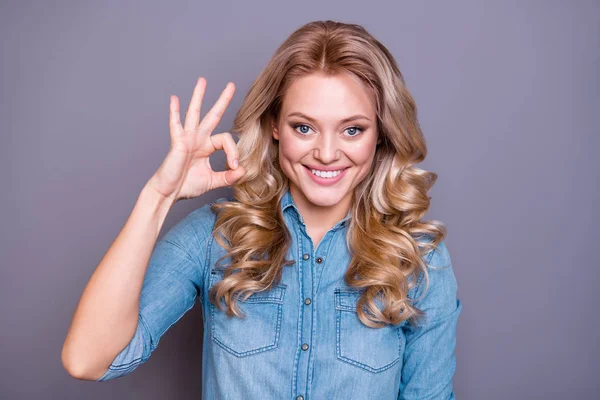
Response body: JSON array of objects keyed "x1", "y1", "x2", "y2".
[{"x1": 208, "y1": 20, "x2": 446, "y2": 328}]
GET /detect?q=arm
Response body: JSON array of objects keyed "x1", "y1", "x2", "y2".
[
  {"x1": 398, "y1": 240, "x2": 463, "y2": 399},
  {"x1": 61, "y1": 184, "x2": 174, "y2": 380},
  {"x1": 61, "y1": 77, "x2": 242, "y2": 381},
  {"x1": 95, "y1": 201, "x2": 217, "y2": 381}
]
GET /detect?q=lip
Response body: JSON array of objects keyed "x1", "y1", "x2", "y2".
[
  {"x1": 303, "y1": 164, "x2": 350, "y2": 172},
  {"x1": 303, "y1": 165, "x2": 349, "y2": 186}
]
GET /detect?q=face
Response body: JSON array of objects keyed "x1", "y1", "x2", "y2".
[{"x1": 272, "y1": 72, "x2": 380, "y2": 215}]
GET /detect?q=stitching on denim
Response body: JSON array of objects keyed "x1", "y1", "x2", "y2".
[
  {"x1": 336, "y1": 352, "x2": 401, "y2": 374},
  {"x1": 147, "y1": 248, "x2": 199, "y2": 340},
  {"x1": 197, "y1": 199, "x2": 221, "y2": 254},
  {"x1": 411, "y1": 250, "x2": 430, "y2": 302},
  {"x1": 426, "y1": 245, "x2": 436, "y2": 265},
  {"x1": 238, "y1": 292, "x2": 285, "y2": 303},
  {"x1": 209, "y1": 273, "x2": 287, "y2": 357},
  {"x1": 159, "y1": 239, "x2": 202, "y2": 288},
  {"x1": 397, "y1": 327, "x2": 406, "y2": 357},
  {"x1": 201, "y1": 225, "x2": 218, "y2": 309},
  {"x1": 314, "y1": 228, "x2": 338, "y2": 295},
  {"x1": 108, "y1": 357, "x2": 144, "y2": 371},
  {"x1": 291, "y1": 218, "x2": 303, "y2": 399},
  {"x1": 138, "y1": 312, "x2": 155, "y2": 356},
  {"x1": 107, "y1": 313, "x2": 154, "y2": 371},
  {"x1": 197, "y1": 200, "x2": 220, "y2": 293},
  {"x1": 335, "y1": 289, "x2": 365, "y2": 310},
  {"x1": 412, "y1": 270, "x2": 425, "y2": 300},
  {"x1": 211, "y1": 301, "x2": 283, "y2": 357},
  {"x1": 161, "y1": 237, "x2": 196, "y2": 264},
  {"x1": 148, "y1": 254, "x2": 198, "y2": 340},
  {"x1": 334, "y1": 289, "x2": 401, "y2": 373},
  {"x1": 335, "y1": 312, "x2": 401, "y2": 373},
  {"x1": 209, "y1": 269, "x2": 286, "y2": 303}
]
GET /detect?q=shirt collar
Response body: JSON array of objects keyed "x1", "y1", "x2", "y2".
[{"x1": 280, "y1": 186, "x2": 351, "y2": 229}]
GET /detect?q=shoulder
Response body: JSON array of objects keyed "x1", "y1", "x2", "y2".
[
  {"x1": 414, "y1": 234, "x2": 451, "y2": 268},
  {"x1": 424, "y1": 239, "x2": 452, "y2": 269},
  {"x1": 162, "y1": 196, "x2": 233, "y2": 246},
  {"x1": 424, "y1": 239, "x2": 457, "y2": 300},
  {"x1": 187, "y1": 196, "x2": 232, "y2": 225}
]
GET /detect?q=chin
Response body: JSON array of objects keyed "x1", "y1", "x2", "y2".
[{"x1": 302, "y1": 188, "x2": 347, "y2": 207}]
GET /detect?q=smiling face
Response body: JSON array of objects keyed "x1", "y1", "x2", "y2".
[{"x1": 272, "y1": 72, "x2": 380, "y2": 221}]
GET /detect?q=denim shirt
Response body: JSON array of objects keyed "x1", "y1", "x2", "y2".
[{"x1": 97, "y1": 188, "x2": 462, "y2": 399}]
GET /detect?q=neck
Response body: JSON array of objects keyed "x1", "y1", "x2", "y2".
[{"x1": 288, "y1": 184, "x2": 352, "y2": 232}]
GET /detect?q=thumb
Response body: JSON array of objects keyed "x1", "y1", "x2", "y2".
[{"x1": 214, "y1": 166, "x2": 246, "y2": 188}]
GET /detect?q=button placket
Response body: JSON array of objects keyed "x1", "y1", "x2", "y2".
[
  {"x1": 297, "y1": 235, "x2": 316, "y2": 399},
  {"x1": 301, "y1": 252, "x2": 311, "y2": 356}
]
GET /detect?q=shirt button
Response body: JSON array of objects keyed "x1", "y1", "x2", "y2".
[
  {"x1": 301, "y1": 343, "x2": 309, "y2": 351},
  {"x1": 316, "y1": 257, "x2": 323, "y2": 264},
  {"x1": 304, "y1": 297, "x2": 311, "y2": 305},
  {"x1": 302, "y1": 253, "x2": 310, "y2": 260},
  {"x1": 296, "y1": 396, "x2": 304, "y2": 400}
]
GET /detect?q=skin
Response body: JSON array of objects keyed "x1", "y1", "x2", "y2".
[
  {"x1": 61, "y1": 78, "x2": 244, "y2": 380},
  {"x1": 272, "y1": 72, "x2": 380, "y2": 247}
]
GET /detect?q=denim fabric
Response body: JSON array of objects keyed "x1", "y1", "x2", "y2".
[{"x1": 97, "y1": 187, "x2": 462, "y2": 399}]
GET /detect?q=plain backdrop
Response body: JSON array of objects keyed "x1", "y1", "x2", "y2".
[{"x1": 1, "y1": 0, "x2": 599, "y2": 399}]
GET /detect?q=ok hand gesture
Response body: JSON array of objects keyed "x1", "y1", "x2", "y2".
[{"x1": 148, "y1": 77, "x2": 246, "y2": 203}]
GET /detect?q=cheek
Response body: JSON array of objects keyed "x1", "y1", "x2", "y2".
[
  {"x1": 278, "y1": 138, "x2": 310, "y2": 162},
  {"x1": 347, "y1": 141, "x2": 378, "y2": 165}
]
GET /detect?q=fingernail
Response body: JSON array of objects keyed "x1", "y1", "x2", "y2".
[{"x1": 233, "y1": 159, "x2": 238, "y2": 169}]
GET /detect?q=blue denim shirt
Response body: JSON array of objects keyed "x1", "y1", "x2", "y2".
[{"x1": 97, "y1": 188, "x2": 462, "y2": 399}]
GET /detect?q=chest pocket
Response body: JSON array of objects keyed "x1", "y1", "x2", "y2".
[
  {"x1": 334, "y1": 288, "x2": 404, "y2": 373},
  {"x1": 209, "y1": 270, "x2": 287, "y2": 357}
]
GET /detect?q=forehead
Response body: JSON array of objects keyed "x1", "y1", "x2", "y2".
[{"x1": 281, "y1": 72, "x2": 376, "y2": 120}]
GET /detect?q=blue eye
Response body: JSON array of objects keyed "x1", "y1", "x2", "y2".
[
  {"x1": 292, "y1": 123, "x2": 365, "y2": 137},
  {"x1": 293, "y1": 124, "x2": 313, "y2": 135},
  {"x1": 344, "y1": 126, "x2": 364, "y2": 137}
]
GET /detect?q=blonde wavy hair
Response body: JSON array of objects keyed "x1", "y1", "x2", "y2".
[{"x1": 208, "y1": 20, "x2": 446, "y2": 328}]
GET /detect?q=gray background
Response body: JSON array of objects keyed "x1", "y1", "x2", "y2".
[{"x1": 2, "y1": 0, "x2": 598, "y2": 399}]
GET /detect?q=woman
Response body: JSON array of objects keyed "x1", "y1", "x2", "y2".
[{"x1": 62, "y1": 20, "x2": 462, "y2": 399}]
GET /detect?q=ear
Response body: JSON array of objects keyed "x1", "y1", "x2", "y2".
[{"x1": 272, "y1": 121, "x2": 279, "y2": 140}]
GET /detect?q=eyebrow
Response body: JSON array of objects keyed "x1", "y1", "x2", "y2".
[{"x1": 286, "y1": 112, "x2": 371, "y2": 124}]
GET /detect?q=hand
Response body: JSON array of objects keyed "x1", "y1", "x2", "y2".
[{"x1": 147, "y1": 77, "x2": 246, "y2": 203}]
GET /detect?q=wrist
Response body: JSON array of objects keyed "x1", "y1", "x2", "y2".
[{"x1": 138, "y1": 182, "x2": 175, "y2": 228}]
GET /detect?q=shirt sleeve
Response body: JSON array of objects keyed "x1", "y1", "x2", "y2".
[
  {"x1": 398, "y1": 239, "x2": 463, "y2": 399},
  {"x1": 96, "y1": 201, "x2": 219, "y2": 382}
]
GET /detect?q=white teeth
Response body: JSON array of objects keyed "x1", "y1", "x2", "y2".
[{"x1": 310, "y1": 168, "x2": 344, "y2": 178}]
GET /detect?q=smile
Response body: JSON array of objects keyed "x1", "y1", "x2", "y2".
[
  {"x1": 303, "y1": 165, "x2": 349, "y2": 186},
  {"x1": 310, "y1": 168, "x2": 345, "y2": 178}
]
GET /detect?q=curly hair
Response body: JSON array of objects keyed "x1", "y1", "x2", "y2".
[{"x1": 208, "y1": 20, "x2": 446, "y2": 328}]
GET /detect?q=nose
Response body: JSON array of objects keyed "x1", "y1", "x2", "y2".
[{"x1": 314, "y1": 132, "x2": 341, "y2": 164}]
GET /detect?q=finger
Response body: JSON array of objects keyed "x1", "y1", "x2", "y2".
[
  {"x1": 208, "y1": 132, "x2": 240, "y2": 170},
  {"x1": 198, "y1": 82, "x2": 236, "y2": 135},
  {"x1": 169, "y1": 95, "x2": 183, "y2": 138},
  {"x1": 184, "y1": 77, "x2": 207, "y2": 131},
  {"x1": 211, "y1": 165, "x2": 246, "y2": 189}
]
